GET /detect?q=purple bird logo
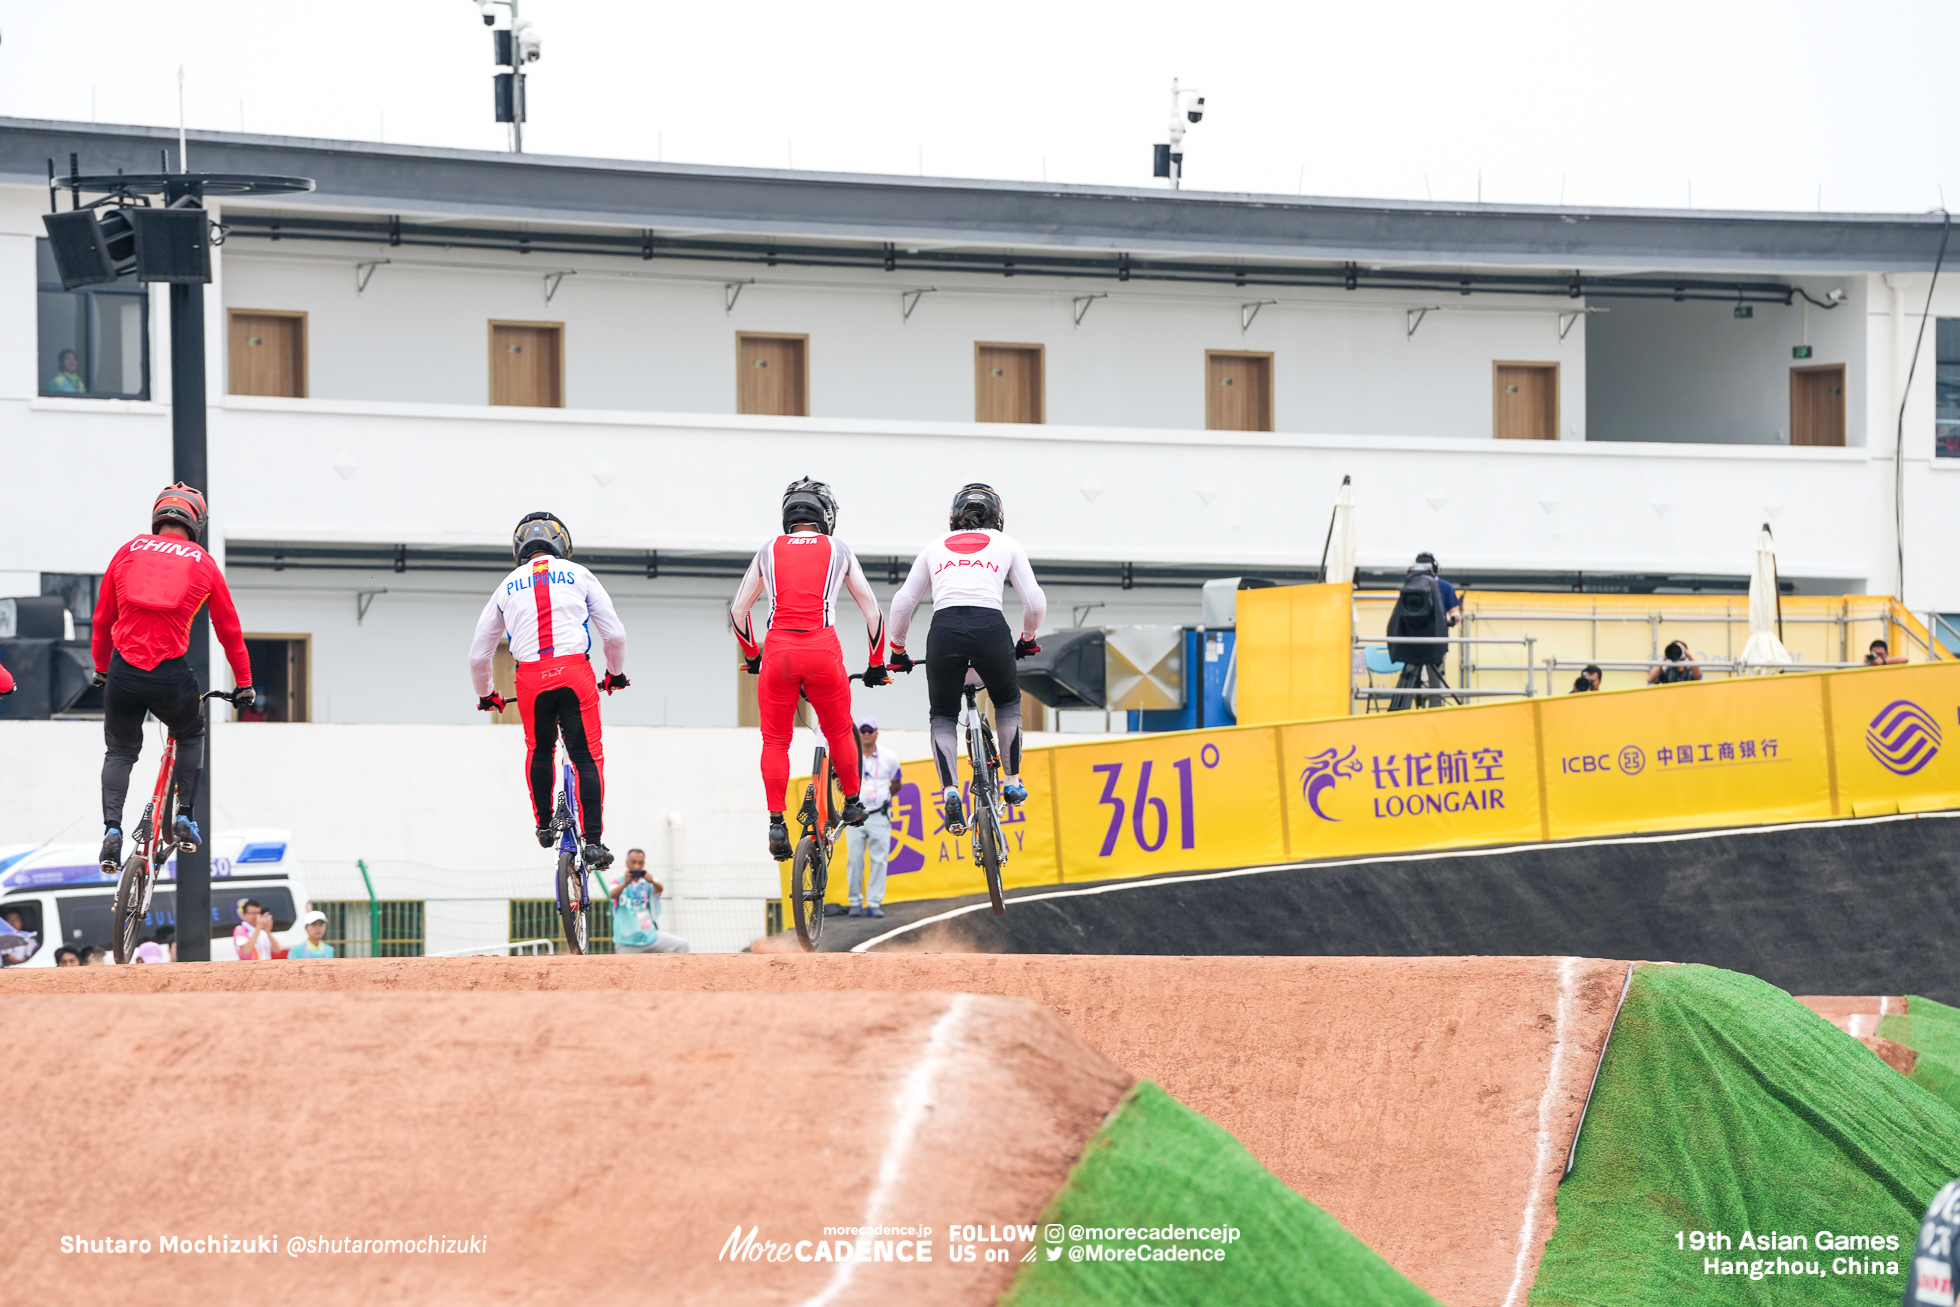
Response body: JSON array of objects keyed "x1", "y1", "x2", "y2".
[{"x1": 1301, "y1": 746, "x2": 1363, "y2": 821}]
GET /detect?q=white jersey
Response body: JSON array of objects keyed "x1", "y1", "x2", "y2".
[
  {"x1": 469, "y1": 555, "x2": 628, "y2": 695},
  {"x1": 889, "y1": 527, "x2": 1046, "y2": 645}
]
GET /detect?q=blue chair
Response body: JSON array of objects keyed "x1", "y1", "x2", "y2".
[{"x1": 1364, "y1": 645, "x2": 1403, "y2": 676}]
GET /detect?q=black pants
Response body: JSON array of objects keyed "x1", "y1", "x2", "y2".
[
  {"x1": 925, "y1": 606, "x2": 1022, "y2": 788},
  {"x1": 528, "y1": 685, "x2": 603, "y2": 842},
  {"x1": 101, "y1": 653, "x2": 205, "y2": 829}
]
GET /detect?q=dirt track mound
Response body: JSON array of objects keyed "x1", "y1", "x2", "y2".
[
  {"x1": 0, "y1": 987, "x2": 1129, "y2": 1305},
  {"x1": 8, "y1": 953, "x2": 1627, "y2": 1305}
]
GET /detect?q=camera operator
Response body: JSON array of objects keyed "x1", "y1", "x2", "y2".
[
  {"x1": 1647, "y1": 641, "x2": 1702, "y2": 685},
  {"x1": 1387, "y1": 554, "x2": 1456, "y2": 711},
  {"x1": 1864, "y1": 639, "x2": 1908, "y2": 666}
]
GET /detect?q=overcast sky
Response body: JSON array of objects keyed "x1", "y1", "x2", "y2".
[{"x1": 0, "y1": 0, "x2": 1951, "y2": 214}]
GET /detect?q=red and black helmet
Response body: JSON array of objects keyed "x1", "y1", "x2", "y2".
[{"x1": 152, "y1": 483, "x2": 208, "y2": 538}]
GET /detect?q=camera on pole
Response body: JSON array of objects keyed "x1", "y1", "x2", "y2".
[
  {"x1": 474, "y1": 0, "x2": 541, "y2": 153},
  {"x1": 1152, "y1": 79, "x2": 1206, "y2": 190}
]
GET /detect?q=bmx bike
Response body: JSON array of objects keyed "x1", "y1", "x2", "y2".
[
  {"x1": 110, "y1": 688, "x2": 243, "y2": 965},
  {"x1": 788, "y1": 744, "x2": 849, "y2": 952},
  {"x1": 952, "y1": 678, "x2": 1010, "y2": 917},
  {"x1": 544, "y1": 758, "x2": 596, "y2": 954}
]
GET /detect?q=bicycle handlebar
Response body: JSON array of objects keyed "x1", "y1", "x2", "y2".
[{"x1": 201, "y1": 688, "x2": 244, "y2": 703}]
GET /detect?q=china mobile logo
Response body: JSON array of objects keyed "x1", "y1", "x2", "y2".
[
  {"x1": 1300, "y1": 746, "x2": 1363, "y2": 821},
  {"x1": 1865, "y1": 700, "x2": 1942, "y2": 776}
]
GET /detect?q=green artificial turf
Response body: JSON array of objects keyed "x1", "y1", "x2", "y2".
[
  {"x1": 1000, "y1": 1080, "x2": 1439, "y2": 1307},
  {"x1": 1879, "y1": 996, "x2": 1960, "y2": 1117},
  {"x1": 1529, "y1": 964, "x2": 1960, "y2": 1306}
]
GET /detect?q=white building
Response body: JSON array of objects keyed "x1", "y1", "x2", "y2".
[{"x1": 4, "y1": 119, "x2": 1957, "y2": 948}]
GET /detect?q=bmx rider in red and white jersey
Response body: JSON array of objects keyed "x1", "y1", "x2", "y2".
[
  {"x1": 730, "y1": 478, "x2": 888, "y2": 861},
  {"x1": 887, "y1": 483, "x2": 1046, "y2": 834},
  {"x1": 469, "y1": 512, "x2": 628, "y2": 870}
]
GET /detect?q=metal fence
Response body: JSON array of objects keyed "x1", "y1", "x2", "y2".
[
  {"x1": 509, "y1": 898, "x2": 614, "y2": 954},
  {"x1": 316, "y1": 899, "x2": 424, "y2": 958}
]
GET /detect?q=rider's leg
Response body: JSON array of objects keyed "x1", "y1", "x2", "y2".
[
  {"x1": 755, "y1": 639, "x2": 800, "y2": 814},
  {"x1": 965, "y1": 618, "x2": 1024, "y2": 786},
  {"x1": 796, "y1": 630, "x2": 863, "y2": 799},
  {"x1": 922, "y1": 625, "x2": 968, "y2": 789},
  {"x1": 515, "y1": 667, "x2": 557, "y2": 833},
  {"x1": 99, "y1": 658, "x2": 147, "y2": 831},
  {"x1": 150, "y1": 661, "x2": 206, "y2": 822},
  {"x1": 555, "y1": 664, "x2": 606, "y2": 844}
]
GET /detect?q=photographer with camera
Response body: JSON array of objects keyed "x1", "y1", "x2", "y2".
[
  {"x1": 1864, "y1": 638, "x2": 1908, "y2": 666},
  {"x1": 1647, "y1": 641, "x2": 1703, "y2": 685},
  {"x1": 1386, "y1": 554, "x2": 1458, "y2": 711},
  {"x1": 608, "y1": 847, "x2": 689, "y2": 953}
]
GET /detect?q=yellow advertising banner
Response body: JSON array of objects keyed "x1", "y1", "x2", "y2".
[
  {"x1": 777, "y1": 753, "x2": 1059, "y2": 909},
  {"x1": 1047, "y1": 724, "x2": 1285, "y2": 880},
  {"x1": 1278, "y1": 703, "x2": 1542, "y2": 860},
  {"x1": 1539, "y1": 675, "x2": 1833, "y2": 839},
  {"x1": 1825, "y1": 663, "x2": 1960, "y2": 816}
]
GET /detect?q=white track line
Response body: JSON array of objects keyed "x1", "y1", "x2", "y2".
[
  {"x1": 1500, "y1": 955, "x2": 1580, "y2": 1307},
  {"x1": 852, "y1": 809, "x2": 1960, "y2": 952},
  {"x1": 798, "y1": 993, "x2": 971, "y2": 1307}
]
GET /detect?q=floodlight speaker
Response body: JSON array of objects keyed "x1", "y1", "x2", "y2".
[
  {"x1": 1153, "y1": 144, "x2": 1171, "y2": 178},
  {"x1": 493, "y1": 29, "x2": 514, "y2": 67},
  {"x1": 129, "y1": 207, "x2": 211, "y2": 284},
  {"x1": 41, "y1": 210, "x2": 122, "y2": 288},
  {"x1": 495, "y1": 72, "x2": 517, "y2": 123}
]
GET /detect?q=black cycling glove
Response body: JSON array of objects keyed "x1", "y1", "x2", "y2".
[{"x1": 1015, "y1": 636, "x2": 1042, "y2": 660}]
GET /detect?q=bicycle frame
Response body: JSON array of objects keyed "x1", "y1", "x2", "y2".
[{"x1": 961, "y1": 686, "x2": 1008, "y2": 863}]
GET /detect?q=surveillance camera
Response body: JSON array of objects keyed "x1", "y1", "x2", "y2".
[
  {"x1": 1187, "y1": 96, "x2": 1205, "y2": 124},
  {"x1": 513, "y1": 18, "x2": 542, "y2": 61},
  {"x1": 1827, "y1": 288, "x2": 1847, "y2": 304},
  {"x1": 474, "y1": 0, "x2": 496, "y2": 23}
]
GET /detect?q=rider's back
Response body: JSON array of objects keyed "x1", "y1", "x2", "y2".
[
  {"x1": 93, "y1": 533, "x2": 247, "y2": 673},
  {"x1": 482, "y1": 554, "x2": 624, "y2": 663}
]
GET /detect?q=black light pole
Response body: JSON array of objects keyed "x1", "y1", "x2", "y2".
[
  {"x1": 43, "y1": 163, "x2": 312, "y2": 962},
  {"x1": 166, "y1": 179, "x2": 213, "y2": 958}
]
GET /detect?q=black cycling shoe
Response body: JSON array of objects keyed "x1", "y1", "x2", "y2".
[
  {"x1": 535, "y1": 826, "x2": 554, "y2": 850},
  {"x1": 841, "y1": 797, "x2": 868, "y2": 826},
  {"x1": 767, "y1": 815, "x2": 792, "y2": 861},
  {"x1": 172, "y1": 814, "x2": 201, "y2": 851},
  {"x1": 99, "y1": 828, "x2": 123, "y2": 872},
  {"x1": 942, "y1": 786, "x2": 967, "y2": 836},
  {"x1": 582, "y1": 841, "x2": 614, "y2": 870}
]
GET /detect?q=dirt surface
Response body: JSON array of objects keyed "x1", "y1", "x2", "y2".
[
  {"x1": 0, "y1": 987, "x2": 1129, "y2": 1305},
  {"x1": 6, "y1": 954, "x2": 1628, "y2": 1306},
  {"x1": 1794, "y1": 994, "x2": 1908, "y2": 1035},
  {"x1": 1859, "y1": 1034, "x2": 1920, "y2": 1074}
]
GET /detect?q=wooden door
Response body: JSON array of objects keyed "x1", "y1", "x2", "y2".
[
  {"x1": 1791, "y1": 365, "x2": 1846, "y2": 446},
  {"x1": 1205, "y1": 351, "x2": 1273, "y2": 431},
  {"x1": 737, "y1": 333, "x2": 808, "y2": 416},
  {"x1": 975, "y1": 343, "x2": 1044, "y2": 423},
  {"x1": 228, "y1": 311, "x2": 307, "y2": 398},
  {"x1": 489, "y1": 321, "x2": 564, "y2": 408},
  {"x1": 1493, "y1": 362, "x2": 1558, "y2": 440},
  {"x1": 490, "y1": 642, "x2": 521, "y2": 725}
]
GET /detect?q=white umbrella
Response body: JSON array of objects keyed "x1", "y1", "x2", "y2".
[
  {"x1": 1320, "y1": 475, "x2": 1358, "y2": 585},
  {"x1": 1738, "y1": 523, "x2": 1794, "y2": 671}
]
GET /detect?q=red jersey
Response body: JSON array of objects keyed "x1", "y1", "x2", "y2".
[
  {"x1": 729, "y1": 531, "x2": 885, "y2": 663},
  {"x1": 92, "y1": 534, "x2": 253, "y2": 684},
  {"x1": 0, "y1": 659, "x2": 12, "y2": 695}
]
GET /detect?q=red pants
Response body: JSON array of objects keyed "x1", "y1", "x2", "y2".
[
  {"x1": 517, "y1": 654, "x2": 605, "y2": 839},
  {"x1": 758, "y1": 628, "x2": 862, "y2": 813}
]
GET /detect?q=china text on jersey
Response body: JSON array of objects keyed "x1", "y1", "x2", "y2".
[
  {"x1": 729, "y1": 532, "x2": 886, "y2": 663},
  {"x1": 888, "y1": 528, "x2": 1046, "y2": 645},
  {"x1": 468, "y1": 556, "x2": 628, "y2": 695}
]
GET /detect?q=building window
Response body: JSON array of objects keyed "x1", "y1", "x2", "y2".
[
  {"x1": 228, "y1": 309, "x2": 308, "y2": 397},
  {"x1": 1937, "y1": 320, "x2": 1960, "y2": 458},
  {"x1": 737, "y1": 333, "x2": 809, "y2": 416},
  {"x1": 1206, "y1": 351, "x2": 1273, "y2": 432},
  {"x1": 489, "y1": 320, "x2": 564, "y2": 407},
  {"x1": 36, "y1": 238, "x2": 148, "y2": 399},
  {"x1": 239, "y1": 635, "x2": 310, "y2": 722}
]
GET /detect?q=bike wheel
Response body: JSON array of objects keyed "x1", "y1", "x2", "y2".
[
  {"x1": 791, "y1": 836, "x2": 826, "y2": 952},
  {"x1": 111, "y1": 853, "x2": 151, "y2": 964},
  {"x1": 975, "y1": 805, "x2": 1006, "y2": 916},
  {"x1": 556, "y1": 848, "x2": 589, "y2": 955}
]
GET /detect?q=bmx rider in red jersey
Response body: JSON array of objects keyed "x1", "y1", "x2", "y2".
[{"x1": 730, "y1": 478, "x2": 889, "y2": 861}]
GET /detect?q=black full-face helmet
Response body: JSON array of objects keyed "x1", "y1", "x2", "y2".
[
  {"x1": 513, "y1": 512, "x2": 573, "y2": 563},
  {"x1": 949, "y1": 483, "x2": 1004, "y2": 531},
  {"x1": 782, "y1": 477, "x2": 837, "y2": 535}
]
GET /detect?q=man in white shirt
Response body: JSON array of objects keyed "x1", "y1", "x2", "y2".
[
  {"x1": 846, "y1": 718, "x2": 904, "y2": 918},
  {"x1": 469, "y1": 512, "x2": 630, "y2": 869}
]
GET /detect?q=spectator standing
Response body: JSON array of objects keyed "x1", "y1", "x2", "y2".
[
  {"x1": 133, "y1": 935, "x2": 170, "y2": 963},
  {"x1": 1413, "y1": 552, "x2": 1464, "y2": 627},
  {"x1": 48, "y1": 349, "x2": 86, "y2": 394},
  {"x1": 1647, "y1": 641, "x2": 1702, "y2": 685},
  {"x1": 609, "y1": 848, "x2": 690, "y2": 953},
  {"x1": 847, "y1": 718, "x2": 903, "y2": 918},
  {"x1": 232, "y1": 899, "x2": 272, "y2": 961},
  {"x1": 288, "y1": 911, "x2": 336, "y2": 959},
  {"x1": 53, "y1": 947, "x2": 80, "y2": 967},
  {"x1": 1865, "y1": 639, "x2": 1909, "y2": 666}
]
